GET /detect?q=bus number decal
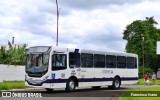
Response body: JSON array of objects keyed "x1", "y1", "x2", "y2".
[
  {"x1": 102, "y1": 70, "x2": 113, "y2": 74},
  {"x1": 71, "y1": 70, "x2": 76, "y2": 76}
]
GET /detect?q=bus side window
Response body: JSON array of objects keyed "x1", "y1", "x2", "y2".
[
  {"x1": 94, "y1": 54, "x2": 105, "y2": 68},
  {"x1": 127, "y1": 57, "x2": 135, "y2": 69},
  {"x1": 135, "y1": 57, "x2": 137, "y2": 68},
  {"x1": 117, "y1": 56, "x2": 126, "y2": 68},
  {"x1": 81, "y1": 53, "x2": 93, "y2": 68},
  {"x1": 106, "y1": 55, "x2": 116, "y2": 68},
  {"x1": 52, "y1": 54, "x2": 67, "y2": 70},
  {"x1": 69, "y1": 52, "x2": 80, "y2": 68}
]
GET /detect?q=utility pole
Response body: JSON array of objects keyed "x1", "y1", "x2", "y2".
[
  {"x1": 141, "y1": 34, "x2": 144, "y2": 76},
  {"x1": 56, "y1": 0, "x2": 59, "y2": 46},
  {"x1": 12, "y1": 37, "x2": 15, "y2": 44}
]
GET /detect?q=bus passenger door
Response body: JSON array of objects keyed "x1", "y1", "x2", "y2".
[{"x1": 69, "y1": 51, "x2": 81, "y2": 78}]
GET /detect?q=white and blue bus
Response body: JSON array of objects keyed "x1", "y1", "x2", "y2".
[{"x1": 25, "y1": 46, "x2": 138, "y2": 91}]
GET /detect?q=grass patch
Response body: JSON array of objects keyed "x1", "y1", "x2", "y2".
[
  {"x1": 117, "y1": 78, "x2": 160, "y2": 100},
  {"x1": 118, "y1": 87, "x2": 160, "y2": 100},
  {"x1": 137, "y1": 78, "x2": 160, "y2": 85},
  {"x1": 0, "y1": 81, "x2": 29, "y2": 90}
]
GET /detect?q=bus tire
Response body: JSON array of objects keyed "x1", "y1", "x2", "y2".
[
  {"x1": 66, "y1": 78, "x2": 76, "y2": 92},
  {"x1": 108, "y1": 86, "x2": 113, "y2": 89},
  {"x1": 92, "y1": 86, "x2": 101, "y2": 89},
  {"x1": 45, "y1": 88, "x2": 53, "y2": 92},
  {"x1": 112, "y1": 77, "x2": 121, "y2": 89}
]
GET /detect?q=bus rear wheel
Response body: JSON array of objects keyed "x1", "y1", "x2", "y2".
[
  {"x1": 66, "y1": 78, "x2": 76, "y2": 92},
  {"x1": 92, "y1": 86, "x2": 101, "y2": 89},
  {"x1": 109, "y1": 77, "x2": 121, "y2": 89},
  {"x1": 112, "y1": 77, "x2": 121, "y2": 89}
]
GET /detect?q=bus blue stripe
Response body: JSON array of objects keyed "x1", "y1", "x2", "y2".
[{"x1": 43, "y1": 77, "x2": 138, "y2": 83}]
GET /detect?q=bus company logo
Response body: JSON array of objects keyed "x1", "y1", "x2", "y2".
[{"x1": 2, "y1": 92, "x2": 11, "y2": 97}]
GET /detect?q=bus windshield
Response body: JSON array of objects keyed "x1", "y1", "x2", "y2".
[{"x1": 26, "y1": 53, "x2": 49, "y2": 73}]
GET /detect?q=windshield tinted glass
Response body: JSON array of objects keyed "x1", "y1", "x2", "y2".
[{"x1": 26, "y1": 53, "x2": 49, "y2": 73}]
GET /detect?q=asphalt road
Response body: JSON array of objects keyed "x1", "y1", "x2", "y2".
[
  {"x1": 30, "y1": 86, "x2": 125, "y2": 97},
  {"x1": 0, "y1": 86, "x2": 123, "y2": 100},
  {"x1": 0, "y1": 85, "x2": 159, "y2": 100}
]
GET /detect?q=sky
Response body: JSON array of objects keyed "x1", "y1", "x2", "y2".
[{"x1": 0, "y1": 0, "x2": 160, "y2": 52}]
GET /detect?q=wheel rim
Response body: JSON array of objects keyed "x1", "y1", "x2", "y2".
[
  {"x1": 69, "y1": 80, "x2": 75, "y2": 90},
  {"x1": 115, "y1": 80, "x2": 119, "y2": 88}
]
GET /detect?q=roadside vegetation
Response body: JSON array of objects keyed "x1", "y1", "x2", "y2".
[
  {"x1": 123, "y1": 17, "x2": 160, "y2": 77},
  {"x1": 137, "y1": 78, "x2": 160, "y2": 85},
  {"x1": 0, "y1": 41, "x2": 27, "y2": 65},
  {"x1": 118, "y1": 87, "x2": 160, "y2": 100},
  {"x1": 0, "y1": 81, "x2": 28, "y2": 90},
  {"x1": 118, "y1": 78, "x2": 160, "y2": 100}
]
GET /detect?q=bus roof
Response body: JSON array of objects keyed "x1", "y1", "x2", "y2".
[
  {"x1": 28, "y1": 46, "x2": 138, "y2": 57},
  {"x1": 50, "y1": 46, "x2": 137, "y2": 57}
]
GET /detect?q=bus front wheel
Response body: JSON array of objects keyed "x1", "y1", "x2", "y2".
[{"x1": 66, "y1": 78, "x2": 76, "y2": 92}]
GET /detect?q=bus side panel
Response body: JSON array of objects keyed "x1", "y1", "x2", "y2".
[
  {"x1": 78, "y1": 68, "x2": 114, "y2": 87},
  {"x1": 78, "y1": 68, "x2": 138, "y2": 87},
  {"x1": 114, "y1": 69, "x2": 138, "y2": 85}
]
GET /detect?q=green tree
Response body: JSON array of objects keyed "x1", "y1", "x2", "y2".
[
  {"x1": 123, "y1": 17, "x2": 160, "y2": 73},
  {"x1": 0, "y1": 46, "x2": 7, "y2": 64},
  {"x1": 0, "y1": 41, "x2": 27, "y2": 65}
]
